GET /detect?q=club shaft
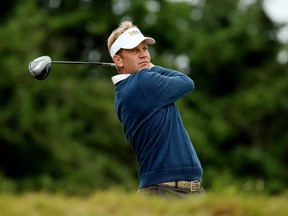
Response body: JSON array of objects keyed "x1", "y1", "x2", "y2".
[{"x1": 51, "y1": 60, "x2": 115, "y2": 67}]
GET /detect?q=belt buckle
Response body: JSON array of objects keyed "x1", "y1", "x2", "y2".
[{"x1": 190, "y1": 181, "x2": 201, "y2": 192}]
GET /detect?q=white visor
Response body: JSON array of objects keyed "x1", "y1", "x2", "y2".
[{"x1": 110, "y1": 27, "x2": 155, "y2": 57}]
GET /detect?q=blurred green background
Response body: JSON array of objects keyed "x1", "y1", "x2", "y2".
[{"x1": 0, "y1": 0, "x2": 287, "y2": 195}]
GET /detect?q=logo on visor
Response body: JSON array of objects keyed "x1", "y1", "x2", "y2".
[{"x1": 128, "y1": 30, "x2": 141, "y2": 37}]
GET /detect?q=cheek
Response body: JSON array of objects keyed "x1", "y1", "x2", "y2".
[
  {"x1": 147, "y1": 51, "x2": 151, "y2": 59},
  {"x1": 124, "y1": 59, "x2": 139, "y2": 72},
  {"x1": 126, "y1": 56, "x2": 137, "y2": 66}
]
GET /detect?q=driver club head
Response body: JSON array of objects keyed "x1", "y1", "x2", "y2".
[{"x1": 28, "y1": 56, "x2": 52, "y2": 80}]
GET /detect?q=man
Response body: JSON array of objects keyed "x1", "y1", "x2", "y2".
[{"x1": 107, "y1": 21, "x2": 204, "y2": 197}]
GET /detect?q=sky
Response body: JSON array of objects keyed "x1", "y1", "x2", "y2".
[
  {"x1": 263, "y1": 0, "x2": 288, "y2": 44},
  {"x1": 263, "y1": 0, "x2": 288, "y2": 23}
]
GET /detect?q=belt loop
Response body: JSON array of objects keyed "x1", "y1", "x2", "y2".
[
  {"x1": 191, "y1": 180, "x2": 201, "y2": 192},
  {"x1": 175, "y1": 181, "x2": 178, "y2": 188}
]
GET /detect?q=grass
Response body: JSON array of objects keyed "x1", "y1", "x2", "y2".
[{"x1": 0, "y1": 189, "x2": 287, "y2": 216}]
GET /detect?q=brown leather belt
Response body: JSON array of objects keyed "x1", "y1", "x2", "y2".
[{"x1": 159, "y1": 180, "x2": 201, "y2": 192}]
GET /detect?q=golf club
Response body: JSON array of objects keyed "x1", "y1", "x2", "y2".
[{"x1": 28, "y1": 56, "x2": 116, "y2": 80}]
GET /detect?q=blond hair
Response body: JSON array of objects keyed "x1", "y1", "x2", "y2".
[{"x1": 107, "y1": 21, "x2": 136, "y2": 52}]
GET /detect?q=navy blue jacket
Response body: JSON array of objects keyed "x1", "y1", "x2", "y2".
[{"x1": 113, "y1": 66, "x2": 203, "y2": 188}]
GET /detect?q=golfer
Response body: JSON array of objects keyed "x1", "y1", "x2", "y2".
[{"x1": 107, "y1": 21, "x2": 204, "y2": 197}]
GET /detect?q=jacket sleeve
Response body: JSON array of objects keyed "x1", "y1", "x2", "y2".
[{"x1": 138, "y1": 66, "x2": 194, "y2": 106}]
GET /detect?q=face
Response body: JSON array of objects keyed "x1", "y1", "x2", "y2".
[{"x1": 113, "y1": 42, "x2": 151, "y2": 74}]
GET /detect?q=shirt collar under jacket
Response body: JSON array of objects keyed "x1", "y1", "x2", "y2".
[{"x1": 111, "y1": 74, "x2": 131, "y2": 85}]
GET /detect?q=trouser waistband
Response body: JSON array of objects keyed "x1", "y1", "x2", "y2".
[{"x1": 159, "y1": 180, "x2": 201, "y2": 192}]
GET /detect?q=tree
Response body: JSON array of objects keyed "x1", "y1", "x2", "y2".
[{"x1": 0, "y1": 0, "x2": 287, "y2": 194}]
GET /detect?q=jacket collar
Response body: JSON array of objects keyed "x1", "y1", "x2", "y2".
[{"x1": 111, "y1": 74, "x2": 131, "y2": 85}]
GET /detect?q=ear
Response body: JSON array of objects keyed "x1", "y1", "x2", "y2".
[{"x1": 113, "y1": 55, "x2": 123, "y2": 67}]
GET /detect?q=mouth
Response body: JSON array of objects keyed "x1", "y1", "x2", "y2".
[{"x1": 139, "y1": 61, "x2": 149, "y2": 67}]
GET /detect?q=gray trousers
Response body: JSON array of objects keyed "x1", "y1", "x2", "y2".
[{"x1": 138, "y1": 184, "x2": 205, "y2": 198}]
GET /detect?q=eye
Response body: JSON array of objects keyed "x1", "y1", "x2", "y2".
[{"x1": 129, "y1": 49, "x2": 137, "y2": 53}]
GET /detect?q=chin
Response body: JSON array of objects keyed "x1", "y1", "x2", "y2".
[{"x1": 139, "y1": 64, "x2": 149, "y2": 70}]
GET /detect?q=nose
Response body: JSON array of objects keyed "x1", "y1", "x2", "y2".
[{"x1": 139, "y1": 49, "x2": 147, "y2": 58}]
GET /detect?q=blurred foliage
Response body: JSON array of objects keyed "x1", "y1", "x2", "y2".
[
  {"x1": 1, "y1": 190, "x2": 288, "y2": 216},
  {"x1": 0, "y1": 0, "x2": 287, "y2": 195}
]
